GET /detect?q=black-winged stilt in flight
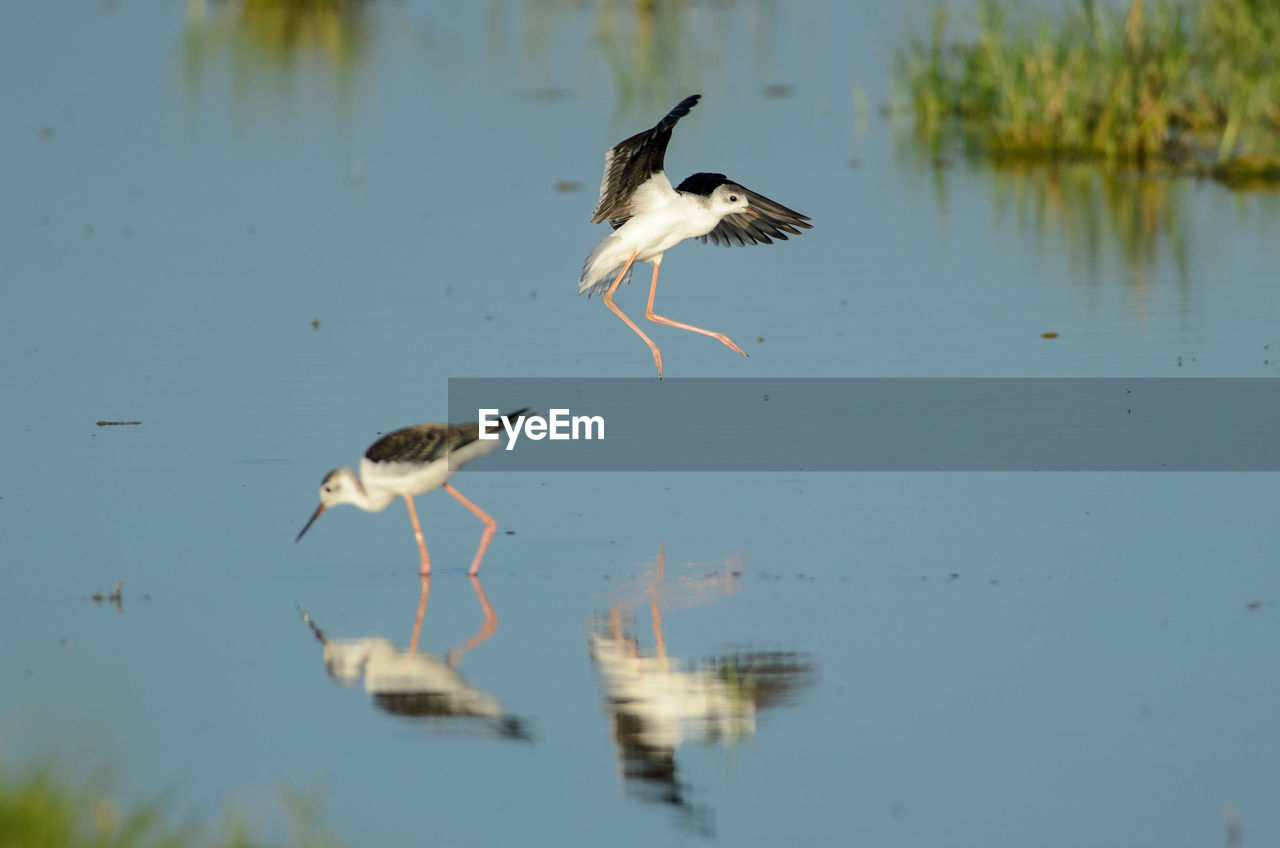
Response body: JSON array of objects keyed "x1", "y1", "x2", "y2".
[{"x1": 580, "y1": 94, "x2": 812, "y2": 378}]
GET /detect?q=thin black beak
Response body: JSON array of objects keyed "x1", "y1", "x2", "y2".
[{"x1": 295, "y1": 503, "x2": 326, "y2": 543}]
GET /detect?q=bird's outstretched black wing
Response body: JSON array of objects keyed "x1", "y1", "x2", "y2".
[
  {"x1": 590, "y1": 94, "x2": 701, "y2": 225},
  {"x1": 685, "y1": 179, "x2": 814, "y2": 247}
]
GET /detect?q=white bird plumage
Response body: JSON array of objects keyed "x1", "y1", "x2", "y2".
[
  {"x1": 580, "y1": 177, "x2": 755, "y2": 295},
  {"x1": 296, "y1": 411, "x2": 528, "y2": 576},
  {"x1": 580, "y1": 94, "x2": 812, "y2": 378}
]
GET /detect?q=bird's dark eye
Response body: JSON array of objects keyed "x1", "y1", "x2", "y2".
[{"x1": 728, "y1": 195, "x2": 738, "y2": 202}]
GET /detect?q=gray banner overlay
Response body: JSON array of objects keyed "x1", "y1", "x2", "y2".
[{"x1": 448, "y1": 378, "x2": 1279, "y2": 471}]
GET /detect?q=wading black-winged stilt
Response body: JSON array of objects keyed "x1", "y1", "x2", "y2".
[
  {"x1": 580, "y1": 94, "x2": 812, "y2": 378},
  {"x1": 296, "y1": 410, "x2": 528, "y2": 576}
]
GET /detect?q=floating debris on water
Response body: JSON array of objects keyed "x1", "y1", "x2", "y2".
[
  {"x1": 90, "y1": 581, "x2": 125, "y2": 612},
  {"x1": 96, "y1": 420, "x2": 141, "y2": 427}
]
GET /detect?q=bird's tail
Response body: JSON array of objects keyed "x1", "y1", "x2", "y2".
[{"x1": 579, "y1": 235, "x2": 635, "y2": 298}]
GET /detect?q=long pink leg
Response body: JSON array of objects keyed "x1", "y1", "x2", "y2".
[
  {"x1": 404, "y1": 495, "x2": 431, "y2": 576},
  {"x1": 409, "y1": 576, "x2": 431, "y2": 654},
  {"x1": 602, "y1": 250, "x2": 664, "y2": 378},
  {"x1": 644, "y1": 260, "x2": 747, "y2": 358},
  {"x1": 444, "y1": 483, "x2": 496, "y2": 576},
  {"x1": 649, "y1": 540, "x2": 667, "y2": 659},
  {"x1": 609, "y1": 605, "x2": 625, "y2": 642},
  {"x1": 448, "y1": 575, "x2": 498, "y2": 665}
]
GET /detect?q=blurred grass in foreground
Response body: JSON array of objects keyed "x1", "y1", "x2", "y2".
[
  {"x1": 0, "y1": 762, "x2": 336, "y2": 848},
  {"x1": 897, "y1": 0, "x2": 1280, "y2": 187}
]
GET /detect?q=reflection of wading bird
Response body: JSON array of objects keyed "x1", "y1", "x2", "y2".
[
  {"x1": 299, "y1": 577, "x2": 529, "y2": 740},
  {"x1": 580, "y1": 94, "x2": 813, "y2": 378},
  {"x1": 295, "y1": 411, "x2": 528, "y2": 576}
]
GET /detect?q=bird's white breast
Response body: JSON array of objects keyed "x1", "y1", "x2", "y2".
[{"x1": 621, "y1": 183, "x2": 721, "y2": 261}]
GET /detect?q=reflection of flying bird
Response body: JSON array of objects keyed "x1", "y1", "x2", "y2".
[
  {"x1": 588, "y1": 542, "x2": 816, "y2": 836},
  {"x1": 581, "y1": 94, "x2": 813, "y2": 378},
  {"x1": 295, "y1": 411, "x2": 527, "y2": 576},
  {"x1": 590, "y1": 623, "x2": 815, "y2": 758},
  {"x1": 299, "y1": 578, "x2": 529, "y2": 740}
]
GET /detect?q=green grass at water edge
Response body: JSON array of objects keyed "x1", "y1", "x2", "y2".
[
  {"x1": 0, "y1": 762, "x2": 337, "y2": 848},
  {"x1": 896, "y1": 0, "x2": 1280, "y2": 184}
]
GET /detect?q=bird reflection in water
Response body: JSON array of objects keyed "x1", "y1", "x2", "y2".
[
  {"x1": 299, "y1": 577, "x2": 529, "y2": 740},
  {"x1": 589, "y1": 542, "x2": 817, "y2": 835}
]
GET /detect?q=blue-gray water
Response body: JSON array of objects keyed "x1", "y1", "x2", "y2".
[{"x1": 2, "y1": 2, "x2": 1277, "y2": 846}]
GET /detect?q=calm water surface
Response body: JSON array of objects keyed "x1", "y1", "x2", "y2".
[{"x1": 2, "y1": 2, "x2": 1277, "y2": 846}]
